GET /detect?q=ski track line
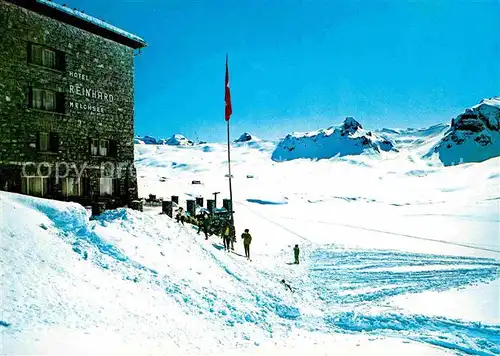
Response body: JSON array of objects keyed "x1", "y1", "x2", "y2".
[
  {"x1": 274, "y1": 215, "x2": 500, "y2": 254},
  {"x1": 234, "y1": 201, "x2": 311, "y2": 243}
]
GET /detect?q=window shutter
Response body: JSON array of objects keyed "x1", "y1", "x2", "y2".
[
  {"x1": 109, "y1": 140, "x2": 117, "y2": 157},
  {"x1": 48, "y1": 176, "x2": 59, "y2": 197},
  {"x1": 82, "y1": 177, "x2": 91, "y2": 197},
  {"x1": 28, "y1": 87, "x2": 33, "y2": 108},
  {"x1": 56, "y1": 92, "x2": 65, "y2": 113},
  {"x1": 27, "y1": 43, "x2": 32, "y2": 64},
  {"x1": 50, "y1": 132, "x2": 60, "y2": 152},
  {"x1": 56, "y1": 51, "x2": 65, "y2": 71},
  {"x1": 36, "y1": 132, "x2": 40, "y2": 151},
  {"x1": 113, "y1": 178, "x2": 120, "y2": 196}
]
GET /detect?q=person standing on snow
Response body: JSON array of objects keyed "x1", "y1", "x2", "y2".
[
  {"x1": 241, "y1": 229, "x2": 252, "y2": 260},
  {"x1": 229, "y1": 224, "x2": 236, "y2": 250},
  {"x1": 198, "y1": 214, "x2": 210, "y2": 239},
  {"x1": 221, "y1": 223, "x2": 232, "y2": 251},
  {"x1": 294, "y1": 244, "x2": 300, "y2": 264}
]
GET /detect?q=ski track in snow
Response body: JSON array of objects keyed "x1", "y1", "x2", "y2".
[
  {"x1": 309, "y1": 247, "x2": 500, "y2": 305},
  {"x1": 306, "y1": 247, "x2": 500, "y2": 355},
  {"x1": 326, "y1": 312, "x2": 500, "y2": 356}
]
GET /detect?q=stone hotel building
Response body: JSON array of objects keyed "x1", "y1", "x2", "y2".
[{"x1": 0, "y1": 0, "x2": 146, "y2": 208}]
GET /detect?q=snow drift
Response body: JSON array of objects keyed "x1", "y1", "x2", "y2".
[
  {"x1": 271, "y1": 117, "x2": 397, "y2": 162},
  {"x1": 424, "y1": 97, "x2": 500, "y2": 166}
]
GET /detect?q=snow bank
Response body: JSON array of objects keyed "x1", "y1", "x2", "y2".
[
  {"x1": 271, "y1": 118, "x2": 397, "y2": 162},
  {"x1": 0, "y1": 192, "x2": 309, "y2": 354},
  {"x1": 424, "y1": 97, "x2": 500, "y2": 166}
]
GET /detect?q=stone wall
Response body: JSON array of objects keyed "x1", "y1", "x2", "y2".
[{"x1": 0, "y1": 1, "x2": 139, "y2": 206}]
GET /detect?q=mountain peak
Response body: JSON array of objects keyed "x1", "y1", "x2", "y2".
[
  {"x1": 272, "y1": 117, "x2": 396, "y2": 161},
  {"x1": 235, "y1": 132, "x2": 255, "y2": 143},
  {"x1": 343, "y1": 117, "x2": 363, "y2": 132},
  {"x1": 424, "y1": 97, "x2": 500, "y2": 165}
]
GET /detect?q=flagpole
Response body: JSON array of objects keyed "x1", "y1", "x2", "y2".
[
  {"x1": 225, "y1": 54, "x2": 234, "y2": 224},
  {"x1": 227, "y1": 119, "x2": 234, "y2": 223}
]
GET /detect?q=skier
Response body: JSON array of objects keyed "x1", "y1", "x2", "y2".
[
  {"x1": 294, "y1": 244, "x2": 300, "y2": 264},
  {"x1": 241, "y1": 228, "x2": 252, "y2": 260},
  {"x1": 281, "y1": 279, "x2": 294, "y2": 293}
]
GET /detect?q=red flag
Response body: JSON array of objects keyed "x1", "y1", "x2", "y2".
[{"x1": 225, "y1": 54, "x2": 232, "y2": 121}]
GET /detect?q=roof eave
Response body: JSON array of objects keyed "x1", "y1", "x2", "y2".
[{"x1": 5, "y1": 0, "x2": 147, "y2": 50}]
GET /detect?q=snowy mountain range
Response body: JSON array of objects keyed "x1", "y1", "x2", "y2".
[
  {"x1": 135, "y1": 134, "x2": 195, "y2": 146},
  {"x1": 137, "y1": 97, "x2": 500, "y2": 166}
]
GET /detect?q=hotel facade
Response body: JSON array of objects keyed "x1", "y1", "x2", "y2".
[{"x1": 0, "y1": 0, "x2": 146, "y2": 208}]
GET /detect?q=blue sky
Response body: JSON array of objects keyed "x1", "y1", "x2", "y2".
[{"x1": 69, "y1": 0, "x2": 499, "y2": 142}]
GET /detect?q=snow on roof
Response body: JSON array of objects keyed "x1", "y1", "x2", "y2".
[{"x1": 36, "y1": 0, "x2": 146, "y2": 47}]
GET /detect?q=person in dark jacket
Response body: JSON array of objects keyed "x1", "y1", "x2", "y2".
[
  {"x1": 221, "y1": 224, "x2": 232, "y2": 251},
  {"x1": 241, "y1": 229, "x2": 252, "y2": 259},
  {"x1": 198, "y1": 213, "x2": 210, "y2": 239},
  {"x1": 294, "y1": 244, "x2": 300, "y2": 264},
  {"x1": 229, "y1": 224, "x2": 236, "y2": 250}
]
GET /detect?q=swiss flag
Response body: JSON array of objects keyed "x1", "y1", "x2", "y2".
[{"x1": 225, "y1": 54, "x2": 232, "y2": 121}]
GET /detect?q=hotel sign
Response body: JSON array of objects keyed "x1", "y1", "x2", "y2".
[{"x1": 68, "y1": 71, "x2": 114, "y2": 114}]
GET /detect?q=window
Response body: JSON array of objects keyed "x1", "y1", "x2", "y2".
[
  {"x1": 90, "y1": 138, "x2": 99, "y2": 155},
  {"x1": 28, "y1": 43, "x2": 64, "y2": 70},
  {"x1": 29, "y1": 88, "x2": 64, "y2": 113},
  {"x1": 39, "y1": 132, "x2": 49, "y2": 151},
  {"x1": 99, "y1": 139, "x2": 109, "y2": 156},
  {"x1": 37, "y1": 132, "x2": 59, "y2": 152},
  {"x1": 44, "y1": 90, "x2": 55, "y2": 111},
  {"x1": 31, "y1": 45, "x2": 42, "y2": 65},
  {"x1": 90, "y1": 138, "x2": 117, "y2": 157},
  {"x1": 99, "y1": 178, "x2": 113, "y2": 196},
  {"x1": 42, "y1": 48, "x2": 56, "y2": 68},
  {"x1": 62, "y1": 178, "x2": 82, "y2": 197},
  {"x1": 21, "y1": 177, "x2": 48, "y2": 197}
]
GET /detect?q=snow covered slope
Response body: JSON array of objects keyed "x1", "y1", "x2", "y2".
[
  {"x1": 132, "y1": 131, "x2": 499, "y2": 354},
  {"x1": 376, "y1": 124, "x2": 450, "y2": 156},
  {"x1": 424, "y1": 97, "x2": 500, "y2": 166},
  {"x1": 4, "y1": 190, "x2": 485, "y2": 355},
  {"x1": 3, "y1": 101, "x2": 500, "y2": 355},
  {"x1": 272, "y1": 117, "x2": 396, "y2": 162}
]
